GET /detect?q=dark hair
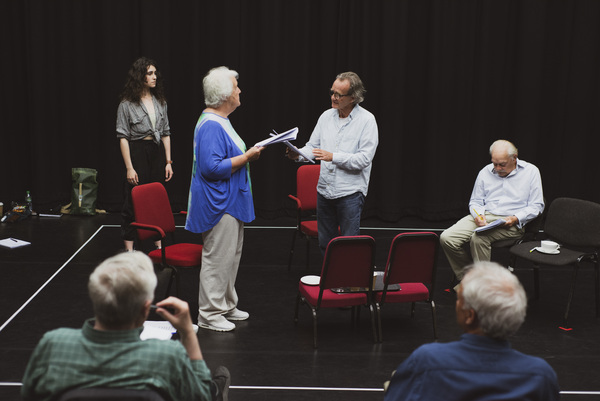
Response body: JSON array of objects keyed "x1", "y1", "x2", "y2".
[{"x1": 119, "y1": 57, "x2": 166, "y2": 104}]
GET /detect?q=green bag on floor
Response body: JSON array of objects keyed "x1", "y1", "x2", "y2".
[{"x1": 68, "y1": 167, "x2": 98, "y2": 215}]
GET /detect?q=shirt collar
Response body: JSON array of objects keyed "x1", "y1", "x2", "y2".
[
  {"x1": 489, "y1": 158, "x2": 523, "y2": 177},
  {"x1": 82, "y1": 318, "x2": 144, "y2": 344}
]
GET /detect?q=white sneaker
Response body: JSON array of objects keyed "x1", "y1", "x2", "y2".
[
  {"x1": 198, "y1": 317, "x2": 235, "y2": 332},
  {"x1": 224, "y1": 309, "x2": 249, "y2": 321}
]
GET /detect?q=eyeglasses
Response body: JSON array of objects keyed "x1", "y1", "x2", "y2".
[{"x1": 329, "y1": 90, "x2": 352, "y2": 100}]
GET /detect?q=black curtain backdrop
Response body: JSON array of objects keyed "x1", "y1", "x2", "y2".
[{"x1": 2, "y1": 0, "x2": 599, "y2": 223}]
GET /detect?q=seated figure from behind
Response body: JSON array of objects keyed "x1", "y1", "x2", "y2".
[
  {"x1": 440, "y1": 139, "x2": 544, "y2": 283},
  {"x1": 384, "y1": 261, "x2": 559, "y2": 401},
  {"x1": 21, "y1": 251, "x2": 228, "y2": 401}
]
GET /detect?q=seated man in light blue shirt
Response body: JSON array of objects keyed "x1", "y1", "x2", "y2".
[
  {"x1": 287, "y1": 72, "x2": 379, "y2": 253},
  {"x1": 440, "y1": 139, "x2": 544, "y2": 282}
]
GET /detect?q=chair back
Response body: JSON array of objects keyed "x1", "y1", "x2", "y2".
[
  {"x1": 131, "y1": 182, "x2": 176, "y2": 241},
  {"x1": 544, "y1": 198, "x2": 600, "y2": 248},
  {"x1": 384, "y1": 232, "x2": 439, "y2": 288},
  {"x1": 55, "y1": 387, "x2": 167, "y2": 401},
  {"x1": 320, "y1": 236, "x2": 375, "y2": 290},
  {"x1": 295, "y1": 165, "x2": 320, "y2": 211}
]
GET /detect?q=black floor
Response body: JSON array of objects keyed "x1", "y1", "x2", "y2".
[{"x1": 1, "y1": 213, "x2": 600, "y2": 400}]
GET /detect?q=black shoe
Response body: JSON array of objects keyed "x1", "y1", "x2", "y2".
[{"x1": 212, "y1": 366, "x2": 230, "y2": 401}]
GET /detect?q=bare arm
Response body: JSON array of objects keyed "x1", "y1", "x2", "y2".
[
  {"x1": 161, "y1": 136, "x2": 173, "y2": 181},
  {"x1": 119, "y1": 138, "x2": 139, "y2": 185},
  {"x1": 231, "y1": 146, "x2": 264, "y2": 173},
  {"x1": 155, "y1": 297, "x2": 203, "y2": 360}
]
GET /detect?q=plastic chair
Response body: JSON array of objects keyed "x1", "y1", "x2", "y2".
[
  {"x1": 131, "y1": 182, "x2": 203, "y2": 297},
  {"x1": 294, "y1": 235, "x2": 377, "y2": 348},
  {"x1": 374, "y1": 232, "x2": 439, "y2": 342},
  {"x1": 287, "y1": 164, "x2": 320, "y2": 271},
  {"x1": 509, "y1": 197, "x2": 600, "y2": 328},
  {"x1": 55, "y1": 387, "x2": 167, "y2": 401}
]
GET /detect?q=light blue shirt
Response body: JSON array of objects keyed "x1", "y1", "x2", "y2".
[
  {"x1": 469, "y1": 158, "x2": 544, "y2": 228},
  {"x1": 299, "y1": 105, "x2": 378, "y2": 199}
]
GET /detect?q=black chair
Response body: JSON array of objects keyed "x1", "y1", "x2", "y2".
[
  {"x1": 56, "y1": 387, "x2": 167, "y2": 401},
  {"x1": 492, "y1": 207, "x2": 545, "y2": 269},
  {"x1": 509, "y1": 197, "x2": 600, "y2": 327}
]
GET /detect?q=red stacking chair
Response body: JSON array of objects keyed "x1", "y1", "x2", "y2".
[
  {"x1": 294, "y1": 235, "x2": 377, "y2": 348},
  {"x1": 375, "y1": 232, "x2": 439, "y2": 342},
  {"x1": 287, "y1": 164, "x2": 320, "y2": 270},
  {"x1": 130, "y1": 182, "x2": 203, "y2": 297}
]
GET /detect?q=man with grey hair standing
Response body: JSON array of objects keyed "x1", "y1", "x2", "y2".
[
  {"x1": 440, "y1": 139, "x2": 544, "y2": 283},
  {"x1": 287, "y1": 71, "x2": 379, "y2": 254},
  {"x1": 384, "y1": 262, "x2": 559, "y2": 401},
  {"x1": 22, "y1": 252, "x2": 229, "y2": 401}
]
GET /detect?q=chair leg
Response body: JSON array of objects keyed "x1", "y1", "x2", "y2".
[
  {"x1": 430, "y1": 300, "x2": 438, "y2": 339},
  {"x1": 369, "y1": 303, "x2": 378, "y2": 344},
  {"x1": 375, "y1": 303, "x2": 382, "y2": 343},
  {"x1": 562, "y1": 265, "x2": 580, "y2": 327},
  {"x1": 312, "y1": 308, "x2": 318, "y2": 348},
  {"x1": 595, "y1": 261, "x2": 600, "y2": 318},
  {"x1": 288, "y1": 230, "x2": 298, "y2": 271},
  {"x1": 165, "y1": 268, "x2": 176, "y2": 298}
]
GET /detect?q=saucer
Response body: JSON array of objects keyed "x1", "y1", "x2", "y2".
[
  {"x1": 535, "y1": 247, "x2": 560, "y2": 255},
  {"x1": 300, "y1": 275, "x2": 320, "y2": 286}
]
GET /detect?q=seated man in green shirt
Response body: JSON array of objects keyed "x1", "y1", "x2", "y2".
[{"x1": 22, "y1": 251, "x2": 229, "y2": 401}]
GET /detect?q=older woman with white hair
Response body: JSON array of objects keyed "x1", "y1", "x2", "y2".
[{"x1": 185, "y1": 66, "x2": 264, "y2": 332}]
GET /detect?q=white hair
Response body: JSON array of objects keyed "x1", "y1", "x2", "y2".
[
  {"x1": 489, "y1": 139, "x2": 518, "y2": 159},
  {"x1": 88, "y1": 252, "x2": 157, "y2": 328},
  {"x1": 461, "y1": 261, "x2": 527, "y2": 340},
  {"x1": 203, "y1": 66, "x2": 239, "y2": 108}
]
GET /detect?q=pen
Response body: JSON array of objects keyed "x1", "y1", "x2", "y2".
[
  {"x1": 150, "y1": 304, "x2": 175, "y2": 314},
  {"x1": 473, "y1": 208, "x2": 483, "y2": 219},
  {"x1": 10, "y1": 238, "x2": 18, "y2": 242}
]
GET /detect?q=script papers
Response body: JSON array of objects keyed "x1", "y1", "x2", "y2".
[{"x1": 254, "y1": 127, "x2": 315, "y2": 163}]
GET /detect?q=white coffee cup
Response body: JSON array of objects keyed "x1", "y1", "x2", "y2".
[{"x1": 540, "y1": 240, "x2": 560, "y2": 252}]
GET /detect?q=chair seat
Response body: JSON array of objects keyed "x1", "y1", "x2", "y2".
[
  {"x1": 300, "y1": 220, "x2": 318, "y2": 237},
  {"x1": 375, "y1": 283, "x2": 429, "y2": 303},
  {"x1": 148, "y1": 244, "x2": 203, "y2": 267},
  {"x1": 299, "y1": 283, "x2": 368, "y2": 308},
  {"x1": 510, "y1": 241, "x2": 594, "y2": 266}
]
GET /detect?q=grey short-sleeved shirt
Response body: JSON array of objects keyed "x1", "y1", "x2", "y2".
[{"x1": 116, "y1": 96, "x2": 171, "y2": 144}]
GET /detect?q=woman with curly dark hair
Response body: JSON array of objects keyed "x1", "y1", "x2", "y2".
[{"x1": 116, "y1": 57, "x2": 173, "y2": 251}]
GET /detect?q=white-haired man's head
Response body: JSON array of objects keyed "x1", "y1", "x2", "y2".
[
  {"x1": 88, "y1": 252, "x2": 157, "y2": 329},
  {"x1": 457, "y1": 261, "x2": 527, "y2": 340}
]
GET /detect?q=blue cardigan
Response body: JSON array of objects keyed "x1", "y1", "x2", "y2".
[{"x1": 185, "y1": 115, "x2": 254, "y2": 233}]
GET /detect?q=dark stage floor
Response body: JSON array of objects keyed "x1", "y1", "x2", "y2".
[{"x1": 1, "y1": 213, "x2": 599, "y2": 400}]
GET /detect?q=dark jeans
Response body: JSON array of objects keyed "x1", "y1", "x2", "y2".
[{"x1": 317, "y1": 192, "x2": 365, "y2": 254}]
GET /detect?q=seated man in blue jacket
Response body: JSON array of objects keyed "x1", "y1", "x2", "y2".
[{"x1": 384, "y1": 261, "x2": 559, "y2": 401}]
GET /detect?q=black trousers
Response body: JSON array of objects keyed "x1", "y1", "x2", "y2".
[{"x1": 121, "y1": 140, "x2": 166, "y2": 241}]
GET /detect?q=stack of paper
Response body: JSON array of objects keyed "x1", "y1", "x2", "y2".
[
  {"x1": 141, "y1": 320, "x2": 176, "y2": 340},
  {"x1": 0, "y1": 238, "x2": 31, "y2": 248}
]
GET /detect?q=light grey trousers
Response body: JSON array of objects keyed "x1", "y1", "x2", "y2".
[
  {"x1": 440, "y1": 213, "x2": 524, "y2": 281},
  {"x1": 198, "y1": 213, "x2": 244, "y2": 324}
]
